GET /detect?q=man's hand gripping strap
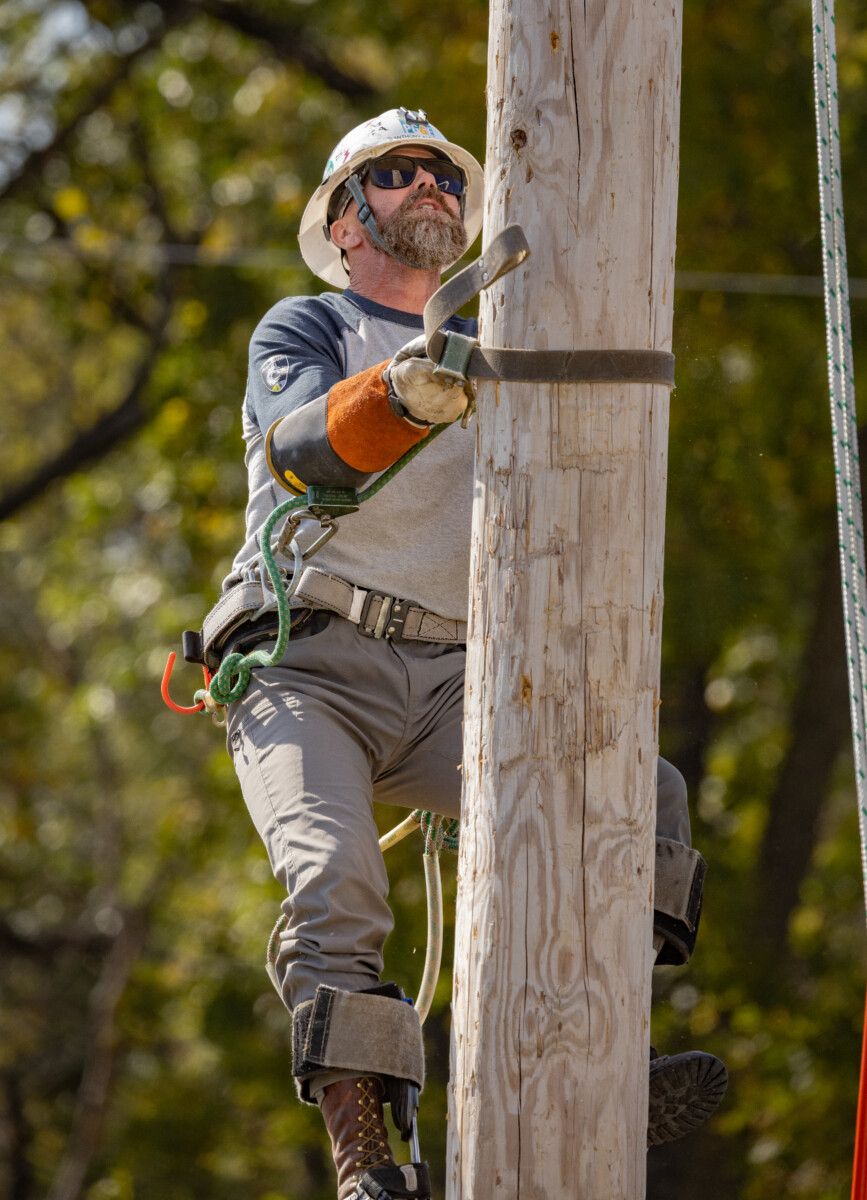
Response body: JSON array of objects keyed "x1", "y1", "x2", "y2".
[
  {"x1": 292, "y1": 983, "x2": 425, "y2": 1104},
  {"x1": 654, "y1": 837, "x2": 707, "y2": 965}
]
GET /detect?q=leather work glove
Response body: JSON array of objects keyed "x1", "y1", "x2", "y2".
[{"x1": 383, "y1": 334, "x2": 469, "y2": 427}]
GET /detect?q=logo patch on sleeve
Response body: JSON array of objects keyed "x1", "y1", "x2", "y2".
[{"x1": 261, "y1": 354, "x2": 290, "y2": 393}]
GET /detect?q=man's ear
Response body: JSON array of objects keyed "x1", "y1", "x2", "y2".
[{"x1": 330, "y1": 215, "x2": 365, "y2": 253}]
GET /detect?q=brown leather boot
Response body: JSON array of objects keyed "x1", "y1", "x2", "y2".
[{"x1": 319, "y1": 1075, "x2": 395, "y2": 1200}]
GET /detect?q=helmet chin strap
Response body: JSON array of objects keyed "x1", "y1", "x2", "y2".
[{"x1": 343, "y1": 174, "x2": 426, "y2": 271}]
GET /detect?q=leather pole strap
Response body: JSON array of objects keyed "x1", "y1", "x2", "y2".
[{"x1": 423, "y1": 223, "x2": 675, "y2": 389}]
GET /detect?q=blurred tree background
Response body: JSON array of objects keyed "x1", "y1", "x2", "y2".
[{"x1": 1, "y1": 0, "x2": 866, "y2": 1197}]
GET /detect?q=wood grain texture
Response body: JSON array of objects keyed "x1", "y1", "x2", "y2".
[{"x1": 447, "y1": 1, "x2": 682, "y2": 1196}]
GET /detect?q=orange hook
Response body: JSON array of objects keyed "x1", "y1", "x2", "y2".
[{"x1": 161, "y1": 652, "x2": 211, "y2": 714}]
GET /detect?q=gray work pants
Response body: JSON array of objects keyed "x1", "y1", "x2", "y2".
[{"x1": 227, "y1": 611, "x2": 690, "y2": 1012}]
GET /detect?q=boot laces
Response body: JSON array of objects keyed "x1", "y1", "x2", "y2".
[{"x1": 354, "y1": 1077, "x2": 392, "y2": 1174}]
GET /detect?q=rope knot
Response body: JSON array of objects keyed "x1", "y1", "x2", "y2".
[{"x1": 417, "y1": 811, "x2": 460, "y2": 856}]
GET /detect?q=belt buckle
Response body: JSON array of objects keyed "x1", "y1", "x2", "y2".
[{"x1": 358, "y1": 592, "x2": 409, "y2": 640}]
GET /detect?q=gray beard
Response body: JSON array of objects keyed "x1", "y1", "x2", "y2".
[{"x1": 373, "y1": 188, "x2": 468, "y2": 270}]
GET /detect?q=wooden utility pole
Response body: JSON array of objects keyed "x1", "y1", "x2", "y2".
[{"x1": 447, "y1": 2, "x2": 682, "y2": 1197}]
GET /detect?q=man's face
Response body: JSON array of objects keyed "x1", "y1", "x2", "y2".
[{"x1": 361, "y1": 146, "x2": 468, "y2": 270}]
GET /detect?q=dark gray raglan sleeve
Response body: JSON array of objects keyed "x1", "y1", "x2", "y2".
[{"x1": 246, "y1": 295, "x2": 372, "y2": 489}]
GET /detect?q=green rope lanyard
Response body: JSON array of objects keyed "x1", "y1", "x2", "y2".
[{"x1": 198, "y1": 421, "x2": 451, "y2": 710}]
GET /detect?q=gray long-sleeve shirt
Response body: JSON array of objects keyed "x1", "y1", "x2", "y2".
[{"x1": 229, "y1": 289, "x2": 478, "y2": 621}]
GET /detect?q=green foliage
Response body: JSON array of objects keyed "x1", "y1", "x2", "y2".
[{"x1": 3, "y1": 0, "x2": 867, "y2": 1197}]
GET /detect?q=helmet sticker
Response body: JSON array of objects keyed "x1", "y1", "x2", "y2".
[
  {"x1": 324, "y1": 147, "x2": 351, "y2": 180},
  {"x1": 261, "y1": 354, "x2": 290, "y2": 393},
  {"x1": 398, "y1": 121, "x2": 433, "y2": 137}
]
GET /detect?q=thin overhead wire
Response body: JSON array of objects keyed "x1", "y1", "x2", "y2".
[{"x1": 3, "y1": 235, "x2": 867, "y2": 295}]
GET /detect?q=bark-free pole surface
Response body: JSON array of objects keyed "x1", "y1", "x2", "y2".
[{"x1": 447, "y1": 2, "x2": 682, "y2": 1196}]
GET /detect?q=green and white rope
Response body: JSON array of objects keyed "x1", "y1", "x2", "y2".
[
  {"x1": 418, "y1": 810, "x2": 460, "y2": 856},
  {"x1": 812, "y1": 0, "x2": 867, "y2": 912},
  {"x1": 373, "y1": 810, "x2": 460, "y2": 1024}
]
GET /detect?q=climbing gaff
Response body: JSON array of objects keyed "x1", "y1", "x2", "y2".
[{"x1": 161, "y1": 652, "x2": 211, "y2": 714}]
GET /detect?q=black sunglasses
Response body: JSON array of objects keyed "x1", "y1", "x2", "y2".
[{"x1": 365, "y1": 154, "x2": 466, "y2": 196}]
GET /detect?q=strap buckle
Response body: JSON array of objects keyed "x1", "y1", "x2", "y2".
[
  {"x1": 358, "y1": 592, "x2": 410, "y2": 640},
  {"x1": 431, "y1": 330, "x2": 478, "y2": 385}
]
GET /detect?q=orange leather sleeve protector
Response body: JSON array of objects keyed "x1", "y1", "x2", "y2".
[{"x1": 326, "y1": 360, "x2": 429, "y2": 473}]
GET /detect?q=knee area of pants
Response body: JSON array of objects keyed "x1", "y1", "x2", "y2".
[{"x1": 657, "y1": 759, "x2": 687, "y2": 806}]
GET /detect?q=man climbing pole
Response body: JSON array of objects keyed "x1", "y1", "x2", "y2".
[{"x1": 195, "y1": 107, "x2": 727, "y2": 1199}]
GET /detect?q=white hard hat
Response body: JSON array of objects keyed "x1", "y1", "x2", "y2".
[{"x1": 298, "y1": 107, "x2": 484, "y2": 289}]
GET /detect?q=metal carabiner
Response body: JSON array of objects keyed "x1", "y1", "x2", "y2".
[
  {"x1": 301, "y1": 517, "x2": 340, "y2": 561},
  {"x1": 255, "y1": 517, "x2": 341, "y2": 620}
]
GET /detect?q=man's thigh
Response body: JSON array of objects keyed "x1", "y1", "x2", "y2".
[
  {"x1": 376, "y1": 704, "x2": 690, "y2": 843},
  {"x1": 227, "y1": 617, "x2": 396, "y2": 1005},
  {"x1": 373, "y1": 654, "x2": 464, "y2": 819}
]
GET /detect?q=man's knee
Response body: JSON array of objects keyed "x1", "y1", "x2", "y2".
[
  {"x1": 656, "y1": 756, "x2": 691, "y2": 846},
  {"x1": 654, "y1": 836, "x2": 706, "y2": 965},
  {"x1": 654, "y1": 759, "x2": 704, "y2": 965}
]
